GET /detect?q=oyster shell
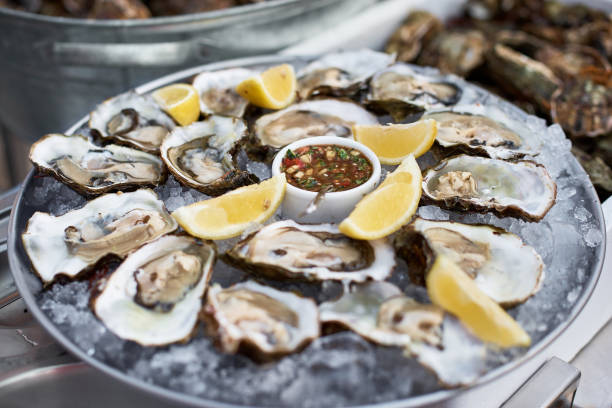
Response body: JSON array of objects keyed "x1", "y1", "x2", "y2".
[
  {"x1": 320, "y1": 282, "x2": 486, "y2": 387},
  {"x1": 423, "y1": 105, "x2": 538, "y2": 160},
  {"x1": 296, "y1": 49, "x2": 395, "y2": 99},
  {"x1": 225, "y1": 220, "x2": 395, "y2": 282},
  {"x1": 422, "y1": 155, "x2": 556, "y2": 221},
  {"x1": 89, "y1": 91, "x2": 176, "y2": 153},
  {"x1": 30, "y1": 133, "x2": 164, "y2": 195},
  {"x1": 22, "y1": 189, "x2": 177, "y2": 284},
  {"x1": 368, "y1": 63, "x2": 462, "y2": 110},
  {"x1": 252, "y1": 99, "x2": 378, "y2": 152},
  {"x1": 410, "y1": 315, "x2": 486, "y2": 387},
  {"x1": 93, "y1": 235, "x2": 215, "y2": 346},
  {"x1": 394, "y1": 218, "x2": 545, "y2": 306},
  {"x1": 160, "y1": 117, "x2": 258, "y2": 196},
  {"x1": 192, "y1": 68, "x2": 254, "y2": 117},
  {"x1": 204, "y1": 281, "x2": 319, "y2": 358},
  {"x1": 319, "y1": 281, "x2": 443, "y2": 347}
]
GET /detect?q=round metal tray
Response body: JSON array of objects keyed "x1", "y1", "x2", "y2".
[{"x1": 8, "y1": 55, "x2": 607, "y2": 408}]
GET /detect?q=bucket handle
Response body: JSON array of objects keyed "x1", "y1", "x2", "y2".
[{"x1": 48, "y1": 37, "x2": 267, "y2": 67}]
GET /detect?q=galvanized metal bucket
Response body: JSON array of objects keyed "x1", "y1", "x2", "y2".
[{"x1": 0, "y1": 0, "x2": 375, "y2": 142}]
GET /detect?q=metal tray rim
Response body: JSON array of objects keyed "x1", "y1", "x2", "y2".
[{"x1": 7, "y1": 54, "x2": 607, "y2": 408}]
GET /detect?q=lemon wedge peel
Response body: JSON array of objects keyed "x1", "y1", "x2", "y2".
[
  {"x1": 426, "y1": 254, "x2": 531, "y2": 348},
  {"x1": 235, "y1": 64, "x2": 297, "y2": 110},
  {"x1": 353, "y1": 119, "x2": 438, "y2": 165},
  {"x1": 338, "y1": 155, "x2": 422, "y2": 240},
  {"x1": 171, "y1": 174, "x2": 287, "y2": 240},
  {"x1": 152, "y1": 83, "x2": 200, "y2": 127}
]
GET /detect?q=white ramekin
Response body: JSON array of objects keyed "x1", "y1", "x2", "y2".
[{"x1": 271, "y1": 136, "x2": 381, "y2": 223}]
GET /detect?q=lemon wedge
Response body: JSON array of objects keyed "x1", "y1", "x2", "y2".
[
  {"x1": 172, "y1": 175, "x2": 287, "y2": 240},
  {"x1": 353, "y1": 119, "x2": 438, "y2": 165},
  {"x1": 427, "y1": 254, "x2": 531, "y2": 348},
  {"x1": 339, "y1": 155, "x2": 421, "y2": 240},
  {"x1": 152, "y1": 83, "x2": 200, "y2": 126},
  {"x1": 235, "y1": 64, "x2": 296, "y2": 110}
]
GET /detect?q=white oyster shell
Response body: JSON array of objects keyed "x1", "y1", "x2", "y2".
[
  {"x1": 297, "y1": 49, "x2": 395, "y2": 98},
  {"x1": 89, "y1": 91, "x2": 175, "y2": 153},
  {"x1": 93, "y1": 235, "x2": 215, "y2": 346},
  {"x1": 253, "y1": 99, "x2": 378, "y2": 149},
  {"x1": 368, "y1": 63, "x2": 464, "y2": 109},
  {"x1": 319, "y1": 281, "x2": 443, "y2": 347},
  {"x1": 192, "y1": 68, "x2": 254, "y2": 117},
  {"x1": 226, "y1": 220, "x2": 395, "y2": 282},
  {"x1": 320, "y1": 282, "x2": 485, "y2": 386},
  {"x1": 410, "y1": 218, "x2": 545, "y2": 306},
  {"x1": 30, "y1": 133, "x2": 164, "y2": 194},
  {"x1": 409, "y1": 316, "x2": 486, "y2": 387},
  {"x1": 160, "y1": 117, "x2": 257, "y2": 195},
  {"x1": 22, "y1": 189, "x2": 177, "y2": 284},
  {"x1": 422, "y1": 155, "x2": 556, "y2": 221},
  {"x1": 422, "y1": 104, "x2": 539, "y2": 159},
  {"x1": 205, "y1": 281, "x2": 320, "y2": 356}
]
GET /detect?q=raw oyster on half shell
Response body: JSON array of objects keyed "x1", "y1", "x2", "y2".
[
  {"x1": 320, "y1": 281, "x2": 486, "y2": 387},
  {"x1": 204, "y1": 280, "x2": 320, "y2": 358},
  {"x1": 192, "y1": 68, "x2": 254, "y2": 117},
  {"x1": 225, "y1": 220, "x2": 395, "y2": 282},
  {"x1": 394, "y1": 218, "x2": 545, "y2": 306},
  {"x1": 422, "y1": 105, "x2": 538, "y2": 160},
  {"x1": 22, "y1": 189, "x2": 177, "y2": 284},
  {"x1": 296, "y1": 49, "x2": 395, "y2": 99},
  {"x1": 252, "y1": 99, "x2": 378, "y2": 153},
  {"x1": 89, "y1": 91, "x2": 175, "y2": 153},
  {"x1": 368, "y1": 63, "x2": 462, "y2": 110},
  {"x1": 422, "y1": 155, "x2": 556, "y2": 221},
  {"x1": 93, "y1": 235, "x2": 216, "y2": 346},
  {"x1": 160, "y1": 116, "x2": 258, "y2": 196},
  {"x1": 319, "y1": 281, "x2": 443, "y2": 347},
  {"x1": 30, "y1": 133, "x2": 164, "y2": 195}
]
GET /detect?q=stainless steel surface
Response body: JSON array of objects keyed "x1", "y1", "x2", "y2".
[
  {"x1": 0, "y1": 187, "x2": 18, "y2": 309},
  {"x1": 0, "y1": 0, "x2": 375, "y2": 142},
  {"x1": 501, "y1": 357, "x2": 580, "y2": 408},
  {"x1": 0, "y1": 363, "x2": 176, "y2": 408}
]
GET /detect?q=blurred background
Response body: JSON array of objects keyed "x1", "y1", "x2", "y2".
[{"x1": 0, "y1": 0, "x2": 610, "y2": 201}]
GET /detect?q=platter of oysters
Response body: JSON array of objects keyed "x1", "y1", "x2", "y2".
[{"x1": 7, "y1": 50, "x2": 606, "y2": 407}]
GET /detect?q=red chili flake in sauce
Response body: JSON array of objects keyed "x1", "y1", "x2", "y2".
[{"x1": 281, "y1": 144, "x2": 373, "y2": 192}]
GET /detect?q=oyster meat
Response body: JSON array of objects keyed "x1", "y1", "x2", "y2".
[
  {"x1": 192, "y1": 68, "x2": 254, "y2": 117},
  {"x1": 296, "y1": 49, "x2": 395, "y2": 99},
  {"x1": 422, "y1": 105, "x2": 537, "y2": 160},
  {"x1": 253, "y1": 99, "x2": 378, "y2": 151},
  {"x1": 89, "y1": 91, "x2": 176, "y2": 153},
  {"x1": 368, "y1": 63, "x2": 462, "y2": 110},
  {"x1": 93, "y1": 235, "x2": 216, "y2": 346},
  {"x1": 225, "y1": 220, "x2": 395, "y2": 282},
  {"x1": 22, "y1": 189, "x2": 177, "y2": 284},
  {"x1": 160, "y1": 116, "x2": 258, "y2": 196},
  {"x1": 30, "y1": 133, "x2": 164, "y2": 194},
  {"x1": 394, "y1": 218, "x2": 545, "y2": 306},
  {"x1": 319, "y1": 281, "x2": 443, "y2": 347},
  {"x1": 204, "y1": 280, "x2": 319, "y2": 358},
  {"x1": 422, "y1": 155, "x2": 557, "y2": 221},
  {"x1": 320, "y1": 282, "x2": 486, "y2": 387}
]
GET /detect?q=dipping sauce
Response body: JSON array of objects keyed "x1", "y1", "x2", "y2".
[{"x1": 281, "y1": 144, "x2": 373, "y2": 192}]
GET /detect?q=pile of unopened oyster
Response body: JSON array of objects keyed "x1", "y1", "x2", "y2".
[
  {"x1": 0, "y1": 0, "x2": 267, "y2": 19},
  {"x1": 386, "y1": 0, "x2": 612, "y2": 199},
  {"x1": 24, "y1": 49, "x2": 559, "y2": 388}
]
